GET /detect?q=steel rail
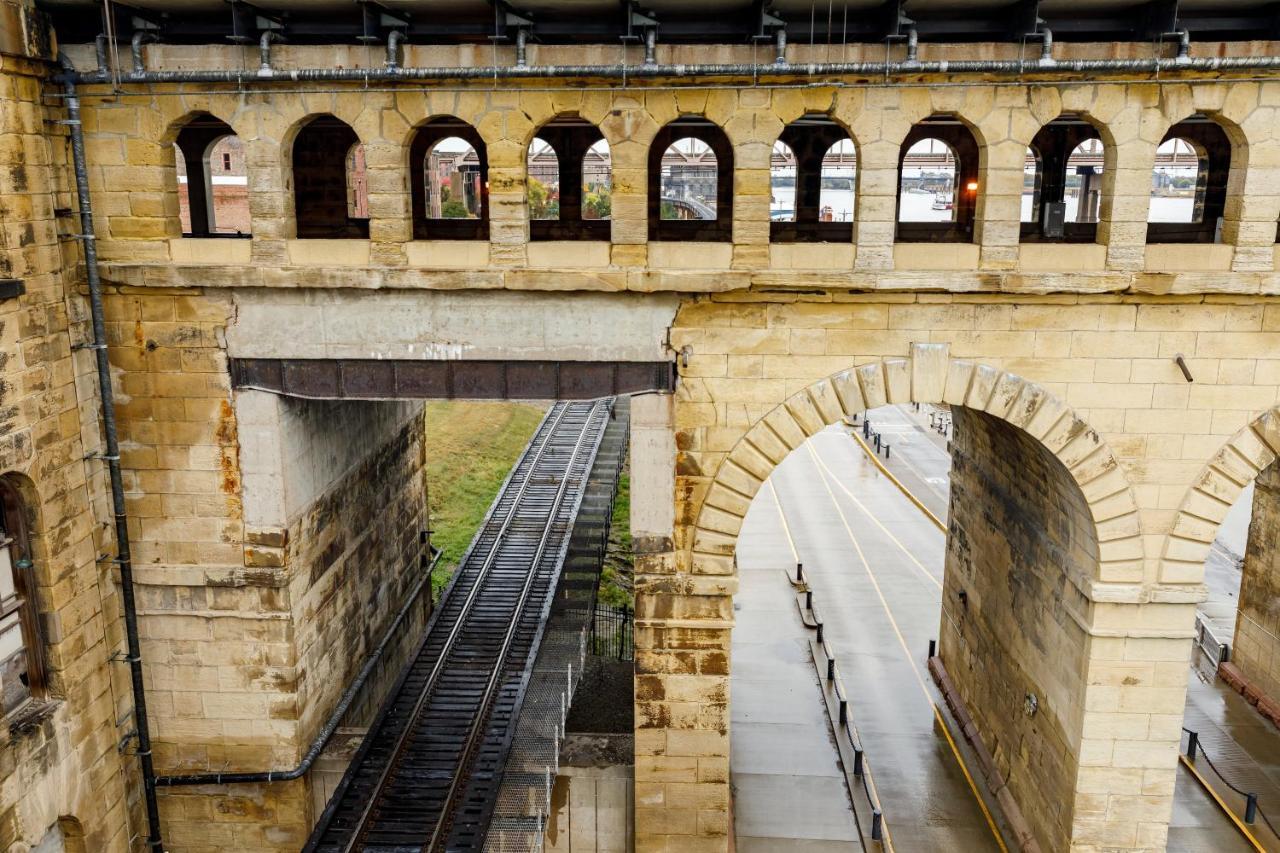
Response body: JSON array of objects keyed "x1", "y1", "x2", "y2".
[
  {"x1": 339, "y1": 401, "x2": 577, "y2": 852},
  {"x1": 426, "y1": 398, "x2": 607, "y2": 851}
]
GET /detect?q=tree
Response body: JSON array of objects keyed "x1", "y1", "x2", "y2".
[
  {"x1": 584, "y1": 185, "x2": 612, "y2": 219},
  {"x1": 528, "y1": 177, "x2": 554, "y2": 219}
]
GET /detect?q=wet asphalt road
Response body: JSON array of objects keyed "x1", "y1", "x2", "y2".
[{"x1": 731, "y1": 404, "x2": 1262, "y2": 852}]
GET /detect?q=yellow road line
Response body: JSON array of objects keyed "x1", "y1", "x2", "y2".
[
  {"x1": 872, "y1": 417, "x2": 950, "y2": 504},
  {"x1": 765, "y1": 479, "x2": 800, "y2": 563},
  {"x1": 803, "y1": 441, "x2": 1009, "y2": 853},
  {"x1": 1178, "y1": 755, "x2": 1267, "y2": 852},
  {"x1": 849, "y1": 430, "x2": 947, "y2": 533},
  {"x1": 808, "y1": 436, "x2": 944, "y2": 590},
  {"x1": 775, "y1": 477, "x2": 893, "y2": 851}
]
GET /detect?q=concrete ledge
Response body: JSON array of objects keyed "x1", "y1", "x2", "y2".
[
  {"x1": 769, "y1": 242, "x2": 855, "y2": 270},
  {"x1": 1018, "y1": 243, "x2": 1107, "y2": 272},
  {"x1": 893, "y1": 242, "x2": 980, "y2": 270},
  {"x1": 648, "y1": 241, "x2": 733, "y2": 270},
  {"x1": 405, "y1": 240, "x2": 491, "y2": 268},
  {"x1": 1145, "y1": 243, "x2": 1235, "y2": 273},
  {"x1": 169, "y1": 237, "x2": 252, "y2": 265},
  {"x1": 287, "y1": 239, "x2": 371, "y2": 266},
  {"x1": 527, "y1": 240, "x2": 611, "y2": 269}
]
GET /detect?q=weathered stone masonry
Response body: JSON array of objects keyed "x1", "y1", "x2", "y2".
[
  {"x1": 0, "y1": 29, "x2": 136, "y2": 853},
  {"x1": 20, "y1": 31, "x2": 1280, "y2": 853}
]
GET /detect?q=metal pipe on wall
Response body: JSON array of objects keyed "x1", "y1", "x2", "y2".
[
  {"x1": 61, "y1": 51, "x2": 1280, "y2": 87},
  {"x1": 56, "y1": 52, "x2": 165, "y2": 852}
]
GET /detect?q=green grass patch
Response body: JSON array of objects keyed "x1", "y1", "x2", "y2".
[
  {"x1": 598, "y1": 468, "x2": 633, "y2": 608},
  {"x1": 425, "y1": 401, "x2": 547, "y2": 597}
]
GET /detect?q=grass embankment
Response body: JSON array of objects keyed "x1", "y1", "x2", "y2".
[
  {"x1": 598, "y1": 466, "x2": 633, "y2": 608},
  {"x1": 424, "y1": 401, "x2": 547, "y2": 597}
]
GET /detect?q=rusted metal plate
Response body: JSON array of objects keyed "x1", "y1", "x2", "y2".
[{"x1": 230, "y1": 359, "x2": 676, "y2": 400}]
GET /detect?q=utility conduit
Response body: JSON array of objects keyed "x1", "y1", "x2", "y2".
[{"x1": 60, "y1": 43, "x2": 1280, "y2": 88}]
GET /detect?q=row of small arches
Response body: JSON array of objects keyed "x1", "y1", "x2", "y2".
[{"x1": 173, "y1": 110, "x2": 1233, "y2": 246}]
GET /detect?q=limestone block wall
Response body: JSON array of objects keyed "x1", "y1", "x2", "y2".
[
  {"x1": 0, "y1": 42, "x2": 137, "y2": 853},
  {"x1": 943, "y1": 408, "x2": 1097, "y2": 851},
  {"x1": 150, "y1": 391, "x2": 428, "y2": 850},
  {"x1": 1235, "y1": 462, "x2": 1280, "y2": 706}
]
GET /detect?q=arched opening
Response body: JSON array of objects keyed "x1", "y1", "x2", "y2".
[
  {"x1": 1021, "y1": 145, "x2": 1042, "y2": 224},
  {"x1": 1161, "y1": 414, "x2": 1280, "y2": 828},
  {"x1": 528, "y1": 117, "x2": 611, "y2": 240},
  {"x1": 1147, "y1": 115, "x2": 1231, "y2": 244},
  {"x1": 0, "y1": 476, "x2": 44, "y2": 716},
  {"x1": 649, "y1": 117, "x2": 733, "y2": 242},
  {"x1": 582, "y1": 139, "x2": 612, "y2": 222},
  {"x1": 292, "y1": 115, "x2": 369, "y2": 239},
  {"x1": 896, "y1": 117, "x2": 978, "y2": 243},
  {"x1": 770, "y1": 140, "x2": 797, "y2": 223},
  {"x1": 1021, "y1": 115, "x2": 1105, "y2": 243},
  {"x1": 410, "y1": 117, "x2": 488, "y2": 241},
  {"x1": 527, "y1": 138, "x2": 560, "y2": 221},
  {"x1": 771, "y1": 114, "x2": 856, "y2": 243},
  {"x1": 647, "y1": 348, "x2": 1173, "y2": 850},
  {"x1": 172, "y1": 113, "x2": 249, "y2": 238}
]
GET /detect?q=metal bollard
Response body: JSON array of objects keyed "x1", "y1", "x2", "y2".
[
  {"x1": 1245, "y1": 793, "x2": 1258, "y2": 824},
  {"x1": 852, "y1": 746, "x2": 864, "y2": 776},
  {"x1": 871, "y1": 809, "x2": 883, "y2": 841},
  {"x1": 796, "y1": 561, "x2": 804, "y2": 582},
  {"x1": 928, "y1": 639, "x2": 937, "y2": 659},
  {"x1": 884, "y1": 444, "x2": 890, "y2": 459},
  {"x1": 1185, "y1": 730, "x2": 1198, "y2": 759},
  {"x1": 874, "y1": 434, "x2": 881, "y2": 451},
  {"x1": 839, "y1": 699, "x2": 848, "y2": 725},
  {"x1": 863, "y1": 420, "x2": 870, "y2": 438},
  {"x1": 816, "y1": 622, "x2": 824, "y2": 643},
  {"x1": 805, "y1": 589, "x2": 813, "y2": 611},
  {"x1": 827, "y1": 656, "x2": 835, "y2": 682}
]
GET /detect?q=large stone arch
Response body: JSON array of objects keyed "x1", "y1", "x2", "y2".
[
  {"x1": 688, "y1": 342, "x2": 1142, "y2": 592},
  {"x1": 636, "y1": 342, "x2": 1190, "y2": 853},
  {"x1": 1162, "y1": 406, "x2": 1280, "y2": 584}
]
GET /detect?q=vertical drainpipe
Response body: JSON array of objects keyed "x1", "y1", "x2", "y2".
[{"x1": 57, "y1": 53, "x2": 165, "y2": 853}]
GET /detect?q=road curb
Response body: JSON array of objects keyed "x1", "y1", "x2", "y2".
[{"x1": 849, "y1": 428, "x2": 945, "y2": 533}]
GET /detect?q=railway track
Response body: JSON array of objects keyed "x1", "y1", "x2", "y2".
[{"x1": 305, "y1": 399, "x2": 612, "y2": 853}]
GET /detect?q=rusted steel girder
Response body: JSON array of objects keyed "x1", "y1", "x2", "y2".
[{"x1": 230, "y1": 358, "x2": 677, "y2": 400}]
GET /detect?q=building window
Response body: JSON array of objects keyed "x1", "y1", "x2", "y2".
[
  {"x1": 1148, "y1": 116, "x2": 1231, "y2": 244},
  {"x1": 410, "y1": 117, "x2": 488, "y2": 241},
  {"x1": 1021, "y1": 115, "x2": 1106, "y2": 243},
  {"x1": 292, "y1": 115, "x2": 369, "y2": 239},
  {"x1": 173, "y1": 113, "x2": 250, "y2": 237},
  {"x1": 649, "y1": 117, "x2": 733, "y2": 242},
  {"x1": 771, "y1": 114, "x2": 856, "y2": 243},
  {"x1": 528, "y1": 117, "x2": 612, "y2": 240},
  {"x1": 0, "y1": 479, "x2": 44, "y2": 716},
  {"x1": 896, "y1": 117, "x2": 979, "y2": 243}
]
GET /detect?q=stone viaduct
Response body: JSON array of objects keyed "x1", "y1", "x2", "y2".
[{"x1": 5, "y1": 1, "x2": 1280, "y2": 850}]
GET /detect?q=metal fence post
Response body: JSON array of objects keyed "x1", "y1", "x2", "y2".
[{"x1": 1245, "y1": 793, "x2": 1258, "y2": 824}]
